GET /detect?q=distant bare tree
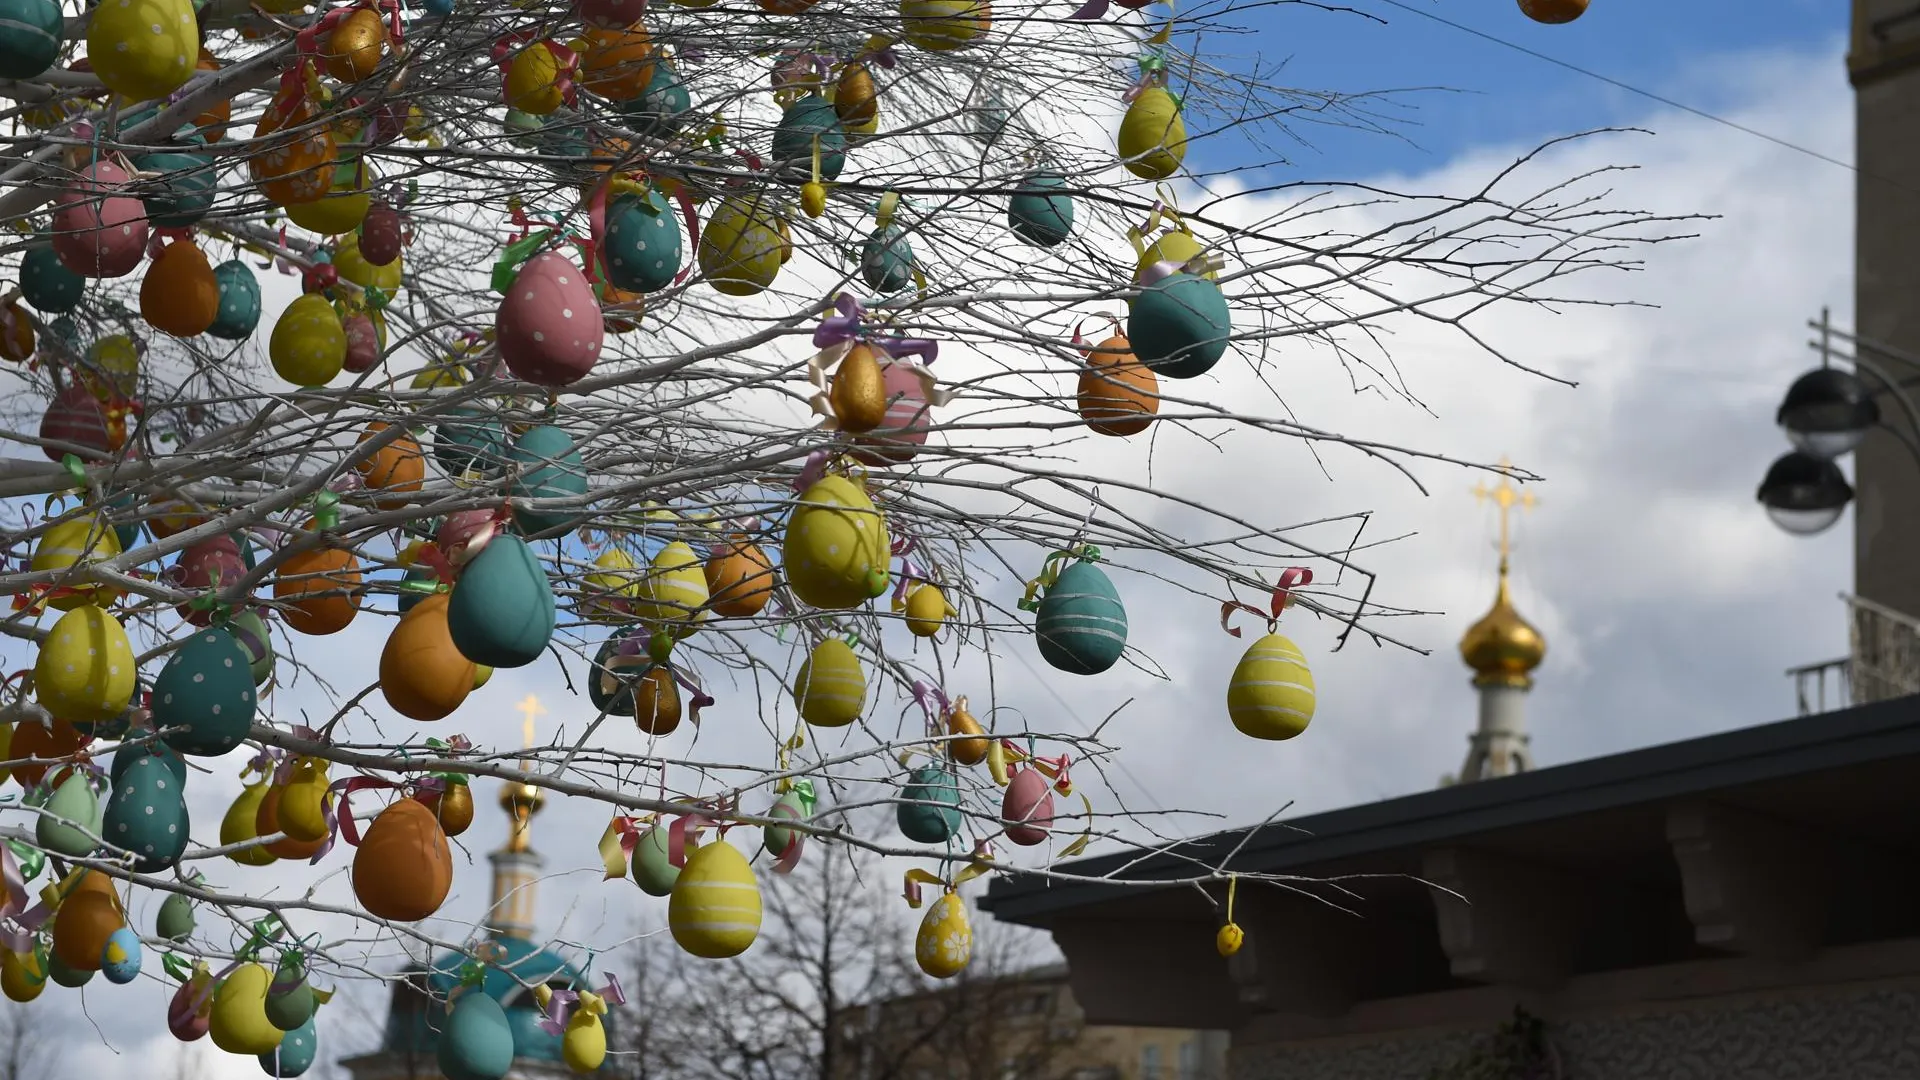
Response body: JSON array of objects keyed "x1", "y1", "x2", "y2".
[{"x1": 0, "y1": 1001, "x2": 50, "y2": 1080}]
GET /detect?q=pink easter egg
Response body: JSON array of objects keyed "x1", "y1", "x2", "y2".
[
  {"x1": 342, "y1": 313, "x2": 381, "y2": 373},
  {"x1": 438, "y1": 509, "x2": 497, "y2": 565},
  {"x1": 359, "y1": 203, "x2": 403, "y2": 267},
  {"x1": 850, "y1": 361, "x2": 934, "y2": 466},
  {"x1": 166, "y1": 535, "x2": 249, "y2": 626},
  {"x1": 496, "y1": 252, "x2": 604, "y2": 387},
  {"x1": 39, "y1": 383, "x2": 113, "y2": 462},
  {"x1": 51, "y1": 163, "x2": 149, "y2": 279},
  {"x1": 1001, "y1": 767, "x2": 1055, "y2": 846},
  {"x1": 576, "y1": 0, "x2": 648, "y2": 28},
  {"x1": 168, "y1": 977, "x2": 209, "y2": 1042}
]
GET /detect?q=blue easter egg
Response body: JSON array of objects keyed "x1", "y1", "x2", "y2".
[
  {"x1": 423, "y1": 0, "x2": 452, "y2": 14},
  {"x1": 1008, "y1": 172, "x2": 1074, "y2": 247},
  {"x1": 771, "y1": 94, "x2": 846, "y2": 183},
  {"x1": 1128, "y1": 272, "x2": 1230, "y2": 380},
  {"x1": 154, "y1": 627, "x2": 258, "y2": 757},
  {"x1": 112, "y1": 740, "x2": 188, "y2": 787},
  {"x1": 259, "y1": 1016, "x2": 318, "y2": 1077},
  {"x1": 621, "y1": 62, "x2": 692, "y2": 140},
  {"x1": 439, "y1": 992, "x2": 516, "y2": 1080},
  {"x1": 506, "y1": 424, "x2": 589, "y2": 537},
  {"x1": 602, "y1": 191, "x2": 683, "y2": 294},
  {"x1": 20, "y1": 246, "x2": 85, "y2": 314},
  {"x1": 208, "y1": 259, "x2": 263, "y2": 341},
  {"x1": 1034, "y1": 560, "x2": 1128, "y2": 675},
  {"x1": 136, "y1": 150, "x2": 218, "y2": 228},
  {"x1": 0, "y1": 0, "x2": 61, "y2": 80},
  {"x1": 104, "y1": 742, "x2": 191, "y2": 872},
  {"x1": 860, "y1": 224, "x2": 914, "y2": 294},
  {"x1": 432, "y1": 407, "x2": 509, "y2": 479},
  {"x1": 99, "y1": 927, "x2": 142, "y2": 984},
  {"x1": 448, "y1": 534, "x2": 556, "y2": 668},
  {"x1": 897, "y1": 765, "x2": 961, "y2": 844}
]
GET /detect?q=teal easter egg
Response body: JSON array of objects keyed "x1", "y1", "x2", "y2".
[
  {"x1": 507, "y1": 425, "x2": 589, "y2": 537},
  {"x1": 504, "y1": 108, "x2": 544, "y2": 147},
  {"x1": 537, "y1": 111, "x2": 592, "y2": 178},
  {"x1": 154, "y1": 627, "x2": 258, "y2": 757},
  {"x1": 770, "y1": 93, "x2": 846, "y2": 183},
  {"x1": 859, "y1": 224, "x2": 913, "y2": 294},
  {"x1": 602, "y1": 190, "x2": 682, "y2": 294},
  {"x1": 208, "y1": 259, "x2": 263, "y2": 341},
  {"x1": 1128, "y1": 272, "x2": 1230, "y2": 380},
  {"x1": 104, "y1": 744, "x2": 191, "y2": 872},
  {"x1": 631, "y1": 823, "x2": 679, "y2": 897},
  {"x1": 48, "y1": 953, "x2": 93, "y2": 988},
  {"x1": 620, "y1": 62, "x2": 691, "y2": 139},
  {"x1": 897, "y1": 765, "x2": 961, "y2": 844},
  {"x1": 136, "y1": 150, "x2": 217, "y2": 228},
  {"x1": 587, "y1": 635, "x2": 646, "y2": 716},
  {"x1": 20, "y1": 246, "x2": 85, "y2": 314},
  {"x1": 260, "y1": 1016, "x2": 318, "y2": 1077},
  {"x1": 447, "y1": 534, "x2": 556, "y2": 668},
  {"x1": 0, "y1": 0, "x2": 61, "y2": 80},
  {"x1": 112, "y1": 741, "x2": 187, "y2": 788},
  {"x1": 156, "y1": 890, "x2": 195, "y2": 941},
  {"x1": 228, "y1": 609, "x2": 276, "y2": 686},
  {"x1": 1034, "y1": 560, "x2": 1127, "y2": 675},
  {"x1": 432, "y1": 407, "x2": 509, "y2": 479},
  {"x1": 36, "y1": 769, "x2": 101, "y2": 859},
  {"x1": 100, "y1": 927, "x2": 141, "y2": 984},
  {"x1": 439, "y1": 991, "x2": 517, "y2": 1080},
  {"x1": 1007, "y1": 172, "x2": 1074, "y2": 247}
]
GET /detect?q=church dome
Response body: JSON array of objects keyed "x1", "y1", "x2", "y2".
[{"x1": 1458, "y1": 561, "x2": 1546, "y2": 686}]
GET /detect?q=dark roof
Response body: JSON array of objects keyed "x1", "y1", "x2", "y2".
[{"x1": 982, "y1": 692, "x2": 1920, "y2": 925}]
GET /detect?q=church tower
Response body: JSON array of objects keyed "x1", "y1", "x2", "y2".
[
  {"x1": 1453, "y1": 462, "x2": 1547, "y2": 784},
  {"x1": 488, "y1": 694, "x2": 548, "y2": 940}
]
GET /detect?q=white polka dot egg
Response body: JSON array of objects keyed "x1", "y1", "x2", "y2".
[{"x1": 495, "y1": 250, "x2": 605, "y2": 388}]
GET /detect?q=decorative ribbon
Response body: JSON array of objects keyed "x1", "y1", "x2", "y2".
[
  {"x1": 890, "y1": 556, "x2": 928, "y2": 608},
  {"x1": 986, "y1": 739, "x2": 1073, "y2": 794},
  {"x1": 910, "y1": 680, "x2": 949, "y2": 738},
  {"x1": 901, "y1": 845, "x2": 995, "y2": 908},
  {"x1": 1017, "y1": 544, "x2": 1101, "y2": 612},
  {"x1": 310, "y1": 776, "x2": 403, "y2": 863},
  {"x1": 535, "y1": 973, "x2": 624, "y2": 1036},
  {"x1": 1137, "y1": 248, "x2": 1227, "y2": 288},
  {"x1": 791, "y1": 448, "x2": 834, "y2": 494},
  {"x1": 0, "y1": 843, "x2": 50, "y2": 954},
  {"x1": 665, "y1": 798, "x2": 737, "y2": 868},
  {"x1": 805, "y1": 295, "x2": 951, "y2": 429},
  {"x1": 444, "y1": 939, "x2": 507, "y2": 1010},
  {"x1": 1220, "y1": 567, "x2": 1312, "y2": 638}
]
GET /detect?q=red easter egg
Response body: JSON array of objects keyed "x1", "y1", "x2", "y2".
[
  {"x1": 850, "y1": 361, "x2": 934, "y2": 466},
  {"x1": 167, "y1": 535, "x2": 249, "y2": 626},
  {"x1": 359, "y1": 203, "x2": 403, "y2": 267},
  {"x1": 496, "y1": 252, "x2": 604, "y2": 387},
  {"x1": 1001, "y1": 767, "x2": 1054, "y2": 846},
  {"x1": 168, "y1": 976, "x2": 210, "y2": 1042},
  {"x1": 51, "y1": 162, "x2": 149, "y2": 279},
  {"x1": 343, "y1": 312, "x2": 381, "y2": 373},
  {"x1": 576, "y1": 0, "x2": 649, "y2": 28},
  {"x1": 39, "y1": 383, "x2": 114, "y2": 462}
]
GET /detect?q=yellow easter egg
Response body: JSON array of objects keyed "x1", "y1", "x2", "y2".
[
  {"x1": 1226, "y1": 632, "x2": 1315, "y2": 741},
  {"x1": 583, "y1": 548, "x2": 641, "y2": 622},
  {"x1": 87, "y1": 333, "x2": 140, "y2": 399},
  {"x1": 635, "y1": 541, "x2": 709, "y2": 628},
  {"x1": 333, "y1": 231, "x2": 403, "y2": 292},
  {"x1": 284, "y1": 157, "x2": 373, "y2": 236},
  {"x1": 697, "y1": 195, "x2": 784, "y2": 297},
  {"x1": 505, "y1": 43, "x2": 566, "y2": 116},
  {"x1": 270, "y1": 293, "x2": 347, "y2": 387},
  {"x1": 783, "y1": 475, "x2": 890, "y2": 610},
  {"x1": 220, "y1": 779, "x2": 279, "y2": 866},
  {"x1": 668, "y1": 839, "x2": 762, "y2": 959},
  {"x1": 914, "y1": 892, "x2": 972, "y2": 979},
  {"x1": 277, "y1": 757, "x2": 332, "y2": 842},
  {"x1": 412, "y1": 362, "x2": 470, "y2": 390},
  {"x1": 1136, "y1": 229, "x2": 1214, "y2": 283},
  {"x1": 88, "y1": 0, "x2": 198, "y2": 101},
  {"x1": 899, "y1": 0, "x2": 991, "y2": 51},
  {"x1": 903, "y1": 583, "x2": 950, "y2": 638},
  {"x1": 562, "y1": 1013, "x2": 607, "y2": 1072},
  {"x1": 1, "y1": 950, "x2": 47, "y2": 1002},
  {"x1": 209, "y1": 962, "x2": 285, "y2": 1055},
  {"x1": 30, "y1": 514, "x2": 124, "y2": 611},
  {"x1": 1117, "y1": 84, "x2": 1187, "y2": 181},
  {"x1": 792, "y1": 638, "x2": 866, "y2": 728},
  {"x1": 33, "y1": 607, "x2": 136, "y2": 725}
]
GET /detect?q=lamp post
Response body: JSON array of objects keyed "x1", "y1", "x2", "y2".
[{"x1": 1759, "y1": 309, "x2": 1920, "y2": 536}]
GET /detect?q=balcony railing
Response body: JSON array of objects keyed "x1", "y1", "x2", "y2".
[{"x1": 1790, "y1": 593, "x2": 1920, "y2": 716}]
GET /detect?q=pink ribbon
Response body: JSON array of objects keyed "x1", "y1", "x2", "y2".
[
  {"x1": 309, "y1": 776, "x2": 401, "y2": 864},
  {"x1": 766, "y1": 798, "x2": 806, "y2": 875},
  {"x1": 1220, "y1": 567, "x2": 1313, "y2": 639},
  {"x1": 0, "y1": 846, "x2": 49, "y2": 954},
  {"x1": 910, "y1": 680, "x2": 948, "y2": 737},
  {"x1": 792, "y1": 449, "x2": 832, "y2": 493}
]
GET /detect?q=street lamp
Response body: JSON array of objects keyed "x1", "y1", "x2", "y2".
[
  {"x1": 1776, "y1": 367, "x2": 1880, "y2": 460},
  {"x1": 1757, "y1": 451, "x2": 1854, "y2": 536}
]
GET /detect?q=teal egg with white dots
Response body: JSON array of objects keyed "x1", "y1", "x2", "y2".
[
  {"x1": 506, "y1": 424, "x2": 588, "y2": 537},
  {"x1": 1034, "y1": 560, "x2": 1128, "y2": 675},
  {"x1": 621, "y1": 62, "x2": 691, "y2": 139},
  {"x1": 897, "y1": 765, "x2": 961, "y2": 844},
  {"x1": 136, "y1": 149, "x2": 218, "y2": 228},
  {"x1": 100, "y1": 927, "x2": 142, "y2": 984},
  {"x1": 104, "y1": 741, "x2": 191, "y2": 872},
  {"x1": 154, "y1": 626, "x2": 258, "y2": 757},
  {"x1": 0, "y1": 0, "x2": 61, "y2": 80},
  {"x1": 20, "y1": 246, "x2": 85, "y2": 313},
  {"x1": 208, "y1": 259, "x2": 263, "y2": 341},
  {"x1": 860, "y1": 224, "x2": 914, "y2": 294},
  {"x1": 601, "y1": 190, "x2": 682, "y2": 294},
  {"x1": 1008, "y1": 172, "x2": 1074, "y2": 247},
  {"x1": 259, "y1": 1016, "x2": 319, "y2": 1077},
  {"x1": 112, "y1": 740, "x2": 187, "y2": 788}
]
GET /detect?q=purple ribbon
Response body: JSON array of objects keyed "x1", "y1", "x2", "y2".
[
  {"x1": 672, "y1": 667, "x2": 715, "y2": 726},
  {"x1": 874, "y1": 336, "x2": 938, "y2": 366},
  {"x1": 0, "y1": 846, "x2": 48, "y2": 955},
  {"x1": 247, "y1": 746, "x2": 283, "y2": 778},
  {"x1": 890, "y1": 533, "x2": 918, "y2": 559},
  {"x1": 891, "y1": 556, "x2": 925, "y2": 605},
  {"x1": 910, "y1": 680, "x2": 949, "y2": 735},
  {"x1": 1137, "y1": 258, "x2": 1188, "y2": 287},
  {"x1": 538, "y1": 973, "x2": 627, "y2": 1035},
  {"x1": 1066, "y1": 0, "x2": 1109, "y2": 19},
  {"x1": 812, "y1": 294, "x2": 865, "y2": 350}
]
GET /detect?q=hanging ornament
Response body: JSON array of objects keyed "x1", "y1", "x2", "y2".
[
  {"x1": 1223, "y1": 568, "x2": 1317, "y2": 741},
  {"x1": 1019, "y1": 545, "x2": 1127, "y2": 675}
]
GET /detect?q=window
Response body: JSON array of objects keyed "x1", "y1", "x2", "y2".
[
  {"x1": 1177, "y1": 1039, "x2": 1198, "y2": 1080},
  {"x1": 1140, "y1": 1043, "x2": 1162, "y2": 1080}
]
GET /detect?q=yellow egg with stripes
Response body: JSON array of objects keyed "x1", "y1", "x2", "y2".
[
  {"x1": 1226, "y1": 633, "x2": 1315, "y2": 741},
  {"x1": 634, "y1": 541, "x2": 710, "y2": 629},
  {"x1": 30, "y1": 515, "x2": 123, "y2": 611},
  {"x1": 668, "y1": 839, "x2": 762, "y2": 959},
  {"x1": 33, "y1": 607, "x2": 137, "y2": 725},
  {"x1": 793, "y1": 638, "x2": 866, "y2": 728}
]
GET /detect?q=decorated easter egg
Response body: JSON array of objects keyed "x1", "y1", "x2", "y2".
[
  {"x1": 111, "y1": 738, "x2": 185, "y2": 787},
  {"x1": 35, "y1": 606, "x2": 137, "y2": 724},
  {"x1": 186, "y1": 47, "x2": 232, "y2": 136},
  {"x1": 1129, "y1": 272, "x2": 1230, "y2": 380},
  {"x1": 635, "y1": 541, "x2": 709, "y2": 627},
  {"x1": 51, "y1": 162, "x2": 149, "y2": 278},
  {"x1": 579, "y1": 0, "x2": 648, "y2": 26},
  {"x1": 497, "y1": 251, "x2": 604, "y2": 386},
  {"x1": 705, "y1": 537, "x2": 776, "y2": 617},
  {"x1": 37, "y1": 768, "x2": 102, "y2": 858},
  {"x1": 620, "y1": 60, "x2": 692, "y2": 138},
  {"x1": 581, "y1": 548, "x2": 638, "y2": 622},
  {"x1": 170, "y1": 963, "x2": 214, "y2": 1040},
  {"x1": 1078, "y1": 334, "x2": 1158, "y2": 436},
  {"x1": 900, "y1": 0, "x2": 991, "y2": 51},
  {"x1": 784, "y1": 475, "x2": 891, "y2": 609},
  {"x1": 38, "y1": 383, "x2": 115, "y2": 462},
  {"x1": 0, "y1": 300, "x2": 30, "y2": 363},
  {"x1": 354, "y1": 422, "x2": 425, "y2": 510},
  {"x1": 448, "y1": 534, "x2": 556, "y2": 668},
  {"x1": 152, "y1": 626, "x2": 257, "y2": 756},
  {"x1": 252, "y1": 91, "x2": 337, "y2": 207},
  {"x1": 1117, "y1": 84, "x2": 1187, "y2": 180},
  {"x1": 848, "y1": 360, "x2": 935, "y2": 466},
  {"x1": 333, "y1": 231, "x2": 401, "y2": 291},
  {"x1": 1519, "y1": 0, "x2": 1587, "y2": 23},
  {"x1": 1, "y1": 948, "x2": 48, "y2": 1003},
  {"x1": 342, "y1": 311, "x2": 381, "y2": 373},
  {"x1": 833, "y1": 61, "x2": 877, "y2": 126},
  {"x1": 669, "y1": 839, "x2": 762, "y2": 958},
  {"x1": 505, "y1": 41, "x2": 567, "y2": 115},
  {"x1": 20, "y1": 245, "x2": 85, "y2": 313},
  {"x1": 277, "y1": 757, "x2": 332, "y2": 843},
  {"x1": 135, "y1": 149, "x2": 217, "y2": 228},
  {"x1": 140, "y1": 238, "x2": 220, "y2": 336},
  {"x1": 100, "y1": 926, "x2": 141, "y2": 984},
  {"x1": 1008, "y1": 172, "x2": 1074, "y2": 247},
  {"x1": 270, "y1": 293, "x2": 347, "y2": 386},
  {"x1": 275, "y1": 545, "x2": 362, "y2": 636},
  {"x1": 602, "y1": 190, "x2": 683, "y2": 294},
  {"x1": 87, "y1": 329, "x2": 141, "y2": 396},
  {"x1": 0, "y1": 0, "x2": 61, "y2": 79},
  {"x1": 379, "y1": 592, "x2": 475, "y2": 722},
  {"x1": 359, "y1": 201, "x2": 404, "y2": 266},
  {"x1": 439, "y1": 989, "x2": 516, "y2": 1080},
  {"x1": 793, "y1": 638, "x2": 866, "y2": 727},
  {"x1": 211, "y1": 963, "x2": 285, "y2": 1055},
  {"x1": 229, "y1": 608, "x2": 275, "y2": 685},
  {"x1": 914, "y1": 892, "x2": 972, "y2": 978},
  {"x1": 1001, "y1": 766, "x2": 1054, "y2": 846},
  {"x1": 771, "y1": 93, "x2": 846, "y2": 182},
  {"x1": 322, "y1": 6, "x2": 384, "y2": 81},
  {"x1": 946, "y1": 699, "x2": 990, "y2": 765},
  {"x1": 88, "y1": 0, "x2": 196, "y2": 100},
  {"x1": 351, "y1": 796, "x2": 454, "y2": 922},
  {"x1": 903, "y1": 582, "x2": 952, "y2": 637},
  {"x1": 434, "y1": 409, "x2": 509, "y2": 479},
  {"x1": 579, "y1": 22, "x2": 653, "y2": 100},
  {"x1": 222, "y1": 779, "x2": 278, "y2": 866},
  {"x1": 632, "y1": 665, "x2": 682, "y2": 736},
  {"x1": 860, "y1": 224, "x2": 914, "y2": 293},
  {"x1": 760, "y1": 788, "x2": 808, "y2": 861},
  {"x1": 11, "y1": 718, "x2": 85, "y2": 789},
  {"x1": 156, "y1": 890, "x2": 196, "y2": 940},
  {"x1": 507, "y1": 424, "x2": 589, "y2": 536},
  {"x1": 437, "y1": 509, "x2": 499, "y2": 565},
  {"x1": 559, "y1": 1008, "x2": 607, "y2": 1073},
  {"x1": 698, "y1": 195, "x2": 784, "y2": 297},
  {"x1": 51, "y1": 870, "x2": 122, "y2": 971},
  {"x1": 256, "y1": 783, "x2": 326, "y2": 860},
  {"x1": 261, "y1": 1015, "x2": 318, "y2": 1077},
  {"x1": 105, "y1": 744, "x2": 191, "y2": 871},
  {"x1": 208, "y1": 259, "x2": 264, "y2": 340},
  {"x1": 263, "y1": 952, "x2": 314, "y2": 1030},
  {"x1": 1034, "y1": 559, "x2": 1127, "y2": 675},
  {"x1": 1227, "y1": 632, "x2": 1315, "y2": 740},
  {"x1": 897, "y1": 764, "x2": 960, "y2": 844},
  {"x1": 588, "y1": 636, "x2": 646, "y2": 715},
  {"x1": 830, "y1": 343, "x2": 888, "y2": 433},
  {"x1": 631, "y1": 822, "x2": 681, "y2": 896},
  {"x1": 285, "y1": 156, "x2": 373, "y2": 235},
  {"x1": 30, "y1": 513, "x2": 123, "y2": 611}
]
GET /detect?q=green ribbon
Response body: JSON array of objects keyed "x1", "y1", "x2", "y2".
[
  {"x1": 1016, "y1": 545, "x2": 1102, "y2": 613},
  {"x1": 58, "y1": 454, "x2": 86, "y2": 493},
  {"x1": 1137, "y1": 54, "x2": 1165, "y2": 77},
  {"x1": 312, "y1": 491, "x2": 340, "y2": 531},
  {"x1": 363, "y1": 287, "x2": 391, "y2": 312},
  {"x1": 161, "y1": 952, "x2": 194, "y2": 983},
  {"x1": 237, "y1": 915, "x2": 286, "y2": 961},
  {"x1": 491, "y1": 230, "x2": 554, "y2": 294},
  {"x1": 790, "y1": 778, "x2": 817, "y2": 818},
  {"x1": 5, "y1": 841, "x2": 44, "y2": 883}
]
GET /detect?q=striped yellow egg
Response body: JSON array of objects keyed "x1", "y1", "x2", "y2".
[
  {"x1": 1226, "y1": 633, "x2": 1315, "y2": 741},
  {"x1": 914, "y1": 892, "x2": 973, "y2": 978},
  {"x1": 33, "y1": 607, "x2": 137, "y2": 725},
  {"x1": 30, "y1": 515, "x2": 123, "y2": 611},
  {"x1": 635, "y1": 541, "x2": 709, "y2": 629},
  {"x1": 792, "y1": 638, "x2": 866, "y2": 728},
  {"x1": 583, "y1": 548, "x2": 641, "y2": 623},
  {"x1": 668, "y1": 839, "x2": 762, "y2": 959}
]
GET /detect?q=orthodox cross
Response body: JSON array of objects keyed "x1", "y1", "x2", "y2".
[{"x1": 1470, "y1": 457, "x2": 1538, "y2": 563}]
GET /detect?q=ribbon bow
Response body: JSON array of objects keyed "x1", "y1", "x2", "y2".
[
  {"x1": 1017, "y1": 545, "x2": 1101, "y2": 613},
  {"x1": 901, "y1": 842, "x2": 996, "y2": 907},
  {"x1": 0, "y1": 843, "x2": 51, "y2": 954},
  {"x1": 446, "y1": 939, "x2": 509, "y2": 1009},
  {"x1": 1220, "y1": 567, "x2": 1312, "y2": 638},
  {"x1": 535, "y1": 974, "x2": 625, "y2": 1036},
  {"x1": 910, "y1": 680, "x2": 949, "y2": 738}
]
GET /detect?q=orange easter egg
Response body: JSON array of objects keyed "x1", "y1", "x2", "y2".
[
  {"x1": 351, "y1": 797, "x2": 453, "y2": 922},
  {"x1": 354, "y1": 421, "x2": 425, "y2": 510},
  {"x1": 578, "y1": 23, "x2": 654, "y2": 102},
  {"x1": 191, "y1": 49, "x2": 231, "y2": 138},
  {"x1": 10, "y1": 719, "x2": 87, "y2": 789},
  {"x1": 704, "y1": 537, "x2": 776, "y2": 618},
  {"x1": 139, "y1": 238, "x2": 220, "y2": 337},
  {"x1": 378, "y1": 592, "x2": 475, "y2": 722},
  {"x1": 274, "y1": 545, "x2": 361, "y2": 635},
  {"x1": 51, "y1": 871, "x2": 122, "y2": 971},
  {"x1": 1076, "y1": 334, "x2": 1158, "y2": 437}
]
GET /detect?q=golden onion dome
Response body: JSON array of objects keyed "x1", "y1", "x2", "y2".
[
  {"x1": 1459, "y1": 560, "x2": 1546, "y2": 687},
  {"x1": 498, "y1": 773, "x2": 546, "y2": 853}
]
